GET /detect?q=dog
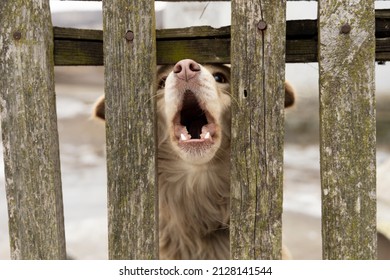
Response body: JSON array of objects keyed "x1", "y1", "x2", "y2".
[{"x1": 94, "y1": 59, "x2": 295, "y2": 259}]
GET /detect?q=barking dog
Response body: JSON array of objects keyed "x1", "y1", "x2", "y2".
[{"x1": 94, "y1": 59, "x2": 295, "y2": 259}]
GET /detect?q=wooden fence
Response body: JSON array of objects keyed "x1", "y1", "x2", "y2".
[{"x1": 0, "y1": 0, "x2": 388, "y2": 260}]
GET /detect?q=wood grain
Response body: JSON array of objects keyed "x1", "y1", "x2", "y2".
[
  {"x1": 103, "y1": 0, "x2": 158, "y2": 260},
  {"x1": 319, "y1": 0, "x2": 377, "y2": 260},
  {"x1": 230, "y1": 0, "x2": 286, "y2": 260},
  {"x1": 0, "y1": 0, "x2": 66, "y2": 260}
]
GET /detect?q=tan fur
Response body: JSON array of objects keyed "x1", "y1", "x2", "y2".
[
  {"x1": 156, "y1": 63, "x2": 231, "y2": 259},
  {"x1": 94, "y1": 60, "x2": 295, "y2": 260}
]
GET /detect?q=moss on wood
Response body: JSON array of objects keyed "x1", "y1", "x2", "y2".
[
  {"x1": 230, "y1": 0, "x2": 286, "y2": 260},
  {"x1": 52, "y1": 11, "x2": 390, "y2": 66},
  {"x1": 103, "y1": 0, "x2": 158, "y2": 260},
  {"x1": 319, "y1": 0, "x2": 377, "y2": 260},
  {"x1": 0, "y1": 0, "x2": 66, "y2": 259}
]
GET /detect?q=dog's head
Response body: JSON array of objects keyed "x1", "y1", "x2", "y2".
[
  {"x1": 93, "y1": 59, "x2": 295, "y2": 165},
  {"x1": 156, "y1": 60, "x2": 232, "y2": 164}
]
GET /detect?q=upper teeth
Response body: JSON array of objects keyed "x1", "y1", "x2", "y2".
[
  {"x1": 181, "y1": 133, "x2": 187, "y2": 141},
  {"x1": 205, "y1": 132, "x2": 211, "y2": 139}
]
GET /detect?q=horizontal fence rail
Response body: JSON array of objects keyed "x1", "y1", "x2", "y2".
[{"x1": 53, "y1": 10, "x2": 390, "y2": 65}]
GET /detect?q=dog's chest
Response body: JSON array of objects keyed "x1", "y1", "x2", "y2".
[{"x1": 158, "y1": 161, "x2": 230, "y2": 231}]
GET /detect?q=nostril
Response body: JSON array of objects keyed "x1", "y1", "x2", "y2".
[
  {"x1": 189, "y1": 62, "x2": 200, "y2": 72},
  {"x1": 174, "y1": 60, "x2": 200, "y2": 73},
  {"x1": 173, "y1": 64, "x2": 182, "y2": 74}
]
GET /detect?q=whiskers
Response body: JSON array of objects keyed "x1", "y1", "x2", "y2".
[
  {"x1": 143, "y1": 91, "x2": 164, "y2": 107},
  {"x1": 212, "y1": 146, "x2": 230, "y2": 163},
  {"x1": 221, "y1": 88, "x2": 240, "y2": 109}
]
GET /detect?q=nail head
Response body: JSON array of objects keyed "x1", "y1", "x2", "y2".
[
  {"x1": 13, "y1": 31, "x2": 22, "y2": 40},
  {"x1": 125, "y1": 30, "x2": 134, "y2": 41},
  {"x1": 257, "y1": 20, "x2": 267, "y2": 31},
  {"x1": 341, "y1": 24, "x2": 351, "y2": 34}
]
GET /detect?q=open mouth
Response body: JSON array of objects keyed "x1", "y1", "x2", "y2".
[{"x1": 173, "y1": 90, "x2": 216, "y2": 144}]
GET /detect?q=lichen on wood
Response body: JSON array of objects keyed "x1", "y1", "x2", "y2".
[
  {"x1": 318, "y1": 0, "x2": 377, "y2": 260},
  {"x1": 52, "y1": 11, "x2": 390, "y2": 66},
  {"x1": 230, "y1": 0, "x2": 286, "y2": 260},
  {"x1": 103, "y1": 0, "x2": 158, "y2": 259},
  {"x1": 0, "y1": 0, "x2": 66, "y2": 259}
]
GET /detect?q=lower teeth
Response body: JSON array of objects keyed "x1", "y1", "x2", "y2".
[{"x1": 180, "y1": 132, "x2": 211, "y2": 141}]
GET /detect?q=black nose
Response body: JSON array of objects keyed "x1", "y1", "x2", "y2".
[{"x1": 173, "y1": 59, "x2": 200, "y2": 81}]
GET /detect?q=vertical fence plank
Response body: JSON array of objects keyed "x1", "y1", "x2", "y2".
[
  {"x1": 231, "y1": 0, "x2": 286, "y2": 259},
  {"x1": 103, "y1": 0, "x2": 158, "y2": 259},
  {"x1": 319, "y1": 0, "x2": 377, "y2": 259},
  {"x1": 0, "y1": 0, "x2": 66, "y2": 259}
]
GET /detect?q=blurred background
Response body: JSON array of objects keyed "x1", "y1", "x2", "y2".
[{"x1": 1, "y1": 0, "x2": 390, "y2": 259}]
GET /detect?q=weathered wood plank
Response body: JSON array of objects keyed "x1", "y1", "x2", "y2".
[
  {"x1": 377, "y1": 38, "x2": 390, "y2": 61},
  {"x1": 157, "y1": 25, "x2": 230, "y2": 39},
  {"x1": 54, "y1": 39, "x2": 104, "y2": 65},
  {"x1": 0, "y1": 0, "x2": 66, "y2": 259},
  {"x1": 53, "y1": 35, "x2": 389, "y2": 65},
  {"x1": 319, "y1": 0, "x2": 377, "y2": 259},
  {"x1": 53, "y1": 10, "x2": 390, "y2": 66},
  {"x1": 103, "y1": 0, "x2": 158, "y2": 259},
  {"x1": 230, "y1": 0, "x2": 286, "y2": 260},
  {"x1": 157, "y1": 38, "x2": 230, "y2": 64}
]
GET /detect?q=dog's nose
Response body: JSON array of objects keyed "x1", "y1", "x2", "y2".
[{"x1": 173, "y1": 59, "x2": 200, "y2": 81}]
